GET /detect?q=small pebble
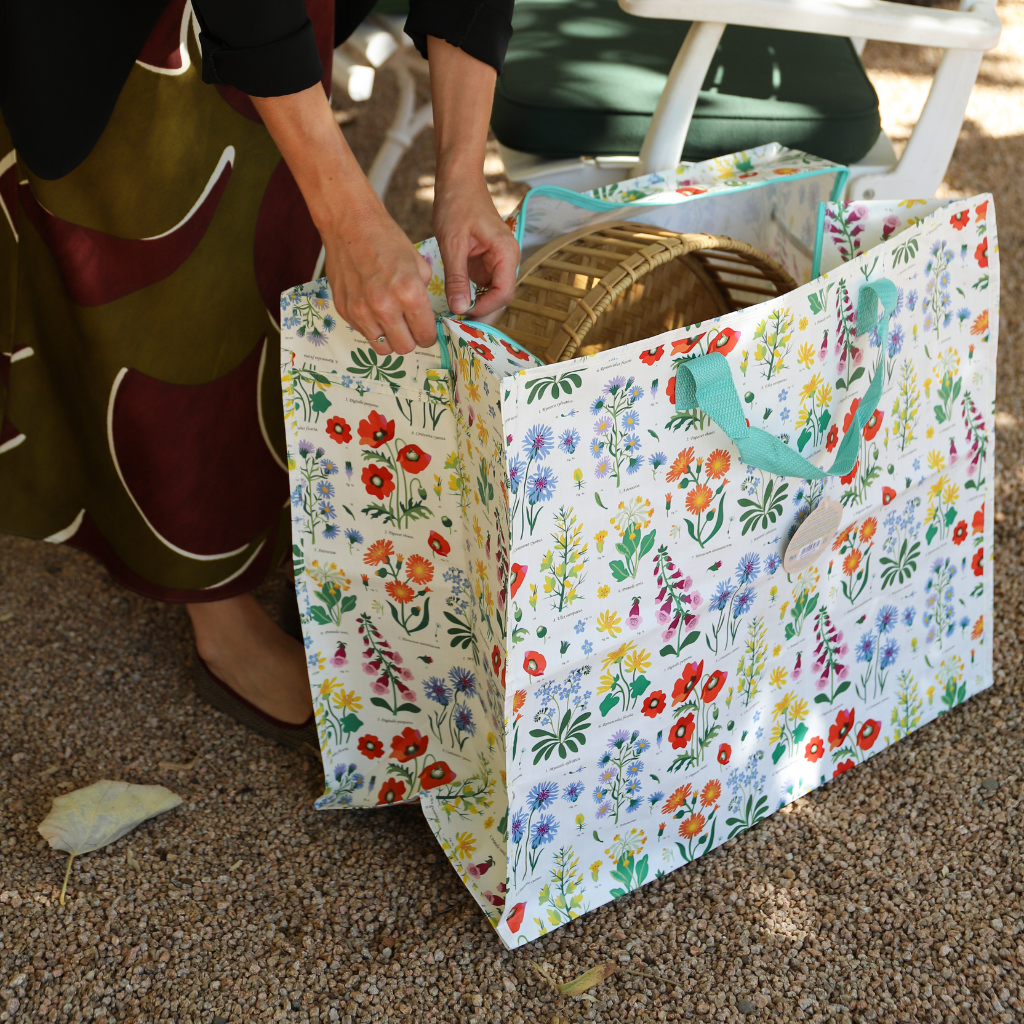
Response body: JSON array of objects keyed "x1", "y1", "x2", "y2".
[{"x1": 738, "y1": 997, "x2": 756, "y2": 1015}]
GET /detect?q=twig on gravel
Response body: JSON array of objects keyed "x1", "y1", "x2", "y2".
[{"x1": 158, "y1": 754, "x2": 201, "y2": 771}]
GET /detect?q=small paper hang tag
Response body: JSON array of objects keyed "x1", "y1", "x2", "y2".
[{"x1": 782, "y1": 498, "x2": 844, "y2": 575}]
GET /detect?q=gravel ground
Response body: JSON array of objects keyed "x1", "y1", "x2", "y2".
[{"x1": 2, "y1": 6, "x2": 1024, "y2": 1022}]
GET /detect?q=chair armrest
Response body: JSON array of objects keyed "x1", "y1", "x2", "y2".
[{"x1": 619, "y1": 0, "x2": 1001, "y2": 51}]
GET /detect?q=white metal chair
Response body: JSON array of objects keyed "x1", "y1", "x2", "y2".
[
  {"x1": 331, "y1": 11, "x2": 432, "y2": 197},
  {"x1": 495, "y1": 0, "x2": 1002, "y2": 199}
]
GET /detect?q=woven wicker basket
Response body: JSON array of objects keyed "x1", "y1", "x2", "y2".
[{"x1": 495, "y1": 222, "x2": 798, "y2": 364}]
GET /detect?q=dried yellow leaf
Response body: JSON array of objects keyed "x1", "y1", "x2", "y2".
[
  {"x1": 38, "y1": 780, "x2": 181, "y2": 903},
  {"x1": 557, "y1": 962, "x2": 617, "y2": 996}
]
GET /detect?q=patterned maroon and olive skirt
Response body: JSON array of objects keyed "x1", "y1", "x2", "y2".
[{"x1": 0, "y1": 1, "x2": 332, "y2": 601}]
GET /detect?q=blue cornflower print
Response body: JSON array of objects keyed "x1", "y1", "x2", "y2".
[
  {"x1": 528, "y1": 467, "x2": 557, "y2": 502},
  {"x1": 510, "y1": 810, "x2": 527, "y2": 844},
  {"x1": 559, "y1": 428, "x2": 580, "y2": 454},
  {"x1": 531, "y1": 814, "x2": 558, "y2": 847},
  {"x1": 735, "y1": 553, "x2": 761, "y2": 584},
  {"x1": 508, "y1": 455, "x2": 524, "y2": 494},
  {"x1": 522, "y1": 424, "x2": 554, "y2": 461},
  {"x1": 424, "y1": 677, "x2": 451, "y2": 705},
  {"x1": 449, "y1": 667, "x2": 476, "y2": 696},
  {"x1": 454, "y1": 705, "x2": 476, "y2": 735},
  {"x1": 528, "y1": 781, "x2": 560, "y2": 810},
  {"x1": 856, "y1": 634, "x2": 876, "y2": 662},
  {"x1": 564, "y1": 782, "x2": 584, "y2": 803}
]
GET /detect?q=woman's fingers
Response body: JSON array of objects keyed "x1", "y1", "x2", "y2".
[
  {"x1": 441, "y1": 236, "x2": 472, "y2": 315},
  {"x1": 468, "y1": 241, "x2": 518, "y2": 318}
]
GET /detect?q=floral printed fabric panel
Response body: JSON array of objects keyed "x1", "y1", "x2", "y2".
[
  {"x1": 509, "y1": 159, "x2": 845, "y2": 291},
  {"x1": 817, "y1": 198, "x2": 954, "y2": 275},
  {"x1": 492, "y1": 194, "x2": 997, "y2": 947},
  {"x1": 508, "y1": 144, "x2": 845, "y2": 284}
]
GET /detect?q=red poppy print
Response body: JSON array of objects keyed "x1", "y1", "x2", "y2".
[
  {"x1": 804, "y1": 736, "x2": 824, "y2": 763},
  {"x1": 675, "y1": 185, "x2": 707, "y2": 196},
  {"x1": 833, "y1": 759, "x2": 855, "y2": 779},
  {"x1": 829, "y1": 708, "x2": 855, "y2": 749},
  {"x1": 706, "y1": 327, "x2": 740, "y2": 357},
  {"x1": 669, "y1": 713, "x2": 696, "y2": 750},
  {"x1": 325, "y1": 416, "x2": 351, "y2": 444},
  {"x1": 882, "y1": 486, "x2": 896, "y2": 505},
  {"x1": 427, "y1": 530, "x2": 450, "y2": 556},
  {"x1": 717, "y1": 742, "x2": 731, "y2": 765},
  {"x1": 975, "y1": 239, "x2": 989, "y2": 268},
  {"x1": 839, "y1": 459, "x2": 859, "y2": 486},
  {"x1": 972, "y1": 548, "x2": 984, "y2": 577},
  {"x1": 357, "y1": 734, "x2": 385, "y2": 760},
  {"x1": 639, "y1": 345, "x2": 664, "y2": 365},
  {"x1": 641, "y1": 690, "x2": 667, "y2": 718},
  {"x1": 506, "y1": 902, "x2": 526, "y2": 933},
  {"x1": 856, "y1": 719, "x2": 881, "y2": 751},
  {"x1": 862, "y1": 408, "x2": 883, "y2": 441},
  {"x1": 671, "y1": 333, "x2": 705, "y2": 356},
  {"x1": 950, "y1": 210, "x2": 969, "y2": 231},
  {"x1": 390, "y1": 727, "x2": 429, "y2": 763},
  {"x1": 362, "y1": 464, "x2": 395, "y2": 499},
  {"x1": 357, "y1": 410, "x2": 395, "y2": 448},
  {"x1": 523, "y1": 651, "x2": 546, "y2": 677},
  {"x1": 843, "y1": 398, "x2": 861, "y2": 435},
  {"x1": 492, "y1": 645, "x2": 502, "y2": 674},
  {"x1": 665, "y1": 375, "x2": 676, "y2": 405},
  {"x1": 973, "y1": 504, "x2": 985, "y2": 533},
  {"x1": 396, "y1": 443, "x2": 431, "y2": 473},
  {"x1": 469, "y1": 340, "x2": 495, "y2": 361},
  {"x1": 673, "y1": 660, "x2": 703, "y2": 704},
  {"x1": 419, "y1": 760, "x2": 457, "y2": 790},
  {"x1": 826, "y1": 423, "x2": 839, "y2": 453},
  {"x1": 509, "y1": 562, "x2": 527, "y2": 598},
  {"x1": 377, "y1": 779, "x2": 407, "y2": 805},
  {"x1": 701, "y1": 670, "x2": 727, "y2": 703},
  {"x1": 500, "y1": 339, "x2": 531, "y2": 361},
  {"x1": 952, "y1": 520, "x2": 968, "y2": 545},
  {"x1": 975, "y1": 200, "x2": 988, "y2": 222}
]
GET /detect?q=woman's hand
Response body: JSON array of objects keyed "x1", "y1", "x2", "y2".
[
  {"x1": 253, "y1": 86, "x2": 437, "y2": 356},
  {"x1": 252, "y1": 36, "x2": 517, "y2": 354},
  {"x1": 428, "y1": 37, "x2": 519, "y2": 320}
]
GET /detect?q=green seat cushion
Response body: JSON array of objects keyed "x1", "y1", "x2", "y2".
[{"x1": 492, "y1": 0, "x2": 881, "y2": 166}]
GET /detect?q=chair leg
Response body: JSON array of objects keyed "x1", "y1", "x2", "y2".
[
  {"x1": 633, "y1": 21, "x2": 725, "y2": 176},
  {"x1": 366, "y1": 53, "x2": 434, "y2": 198}
]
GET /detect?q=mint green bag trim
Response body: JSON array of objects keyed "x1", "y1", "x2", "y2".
[
  {"x1": 811, "y1": 201, "x2": 827, "y2": 280},
  {"x1": 674, "y1": 279, "x2": 896, "y2": 480},
  {"x1": 434, "y1": 317, "x2": 536, "y2": 375},
  {"x1": 514, "y1": 165, "x2": 847, "y2": 250}
]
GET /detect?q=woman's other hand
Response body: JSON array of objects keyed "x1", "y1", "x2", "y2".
[
  {"x1": 428, "y1": 36, "x2": 519, "y2": 320},
  {"x1": 253, "y1": 86, "x2": 436, "y2": 356}
]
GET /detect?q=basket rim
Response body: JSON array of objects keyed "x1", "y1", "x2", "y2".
[{"x1": 504, "y1": 221, "x2": 797, "y2": 363}]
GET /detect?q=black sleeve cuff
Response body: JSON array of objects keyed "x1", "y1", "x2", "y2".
[
  {"x1": 196, "y1": 16, "x2": 324, "y2": 96},
  {"x1": 405, "y1": 0, "x2": 514, "y2": 74}
]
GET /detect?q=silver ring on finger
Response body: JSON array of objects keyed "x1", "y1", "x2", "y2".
[{"x1": 376, "y1": 335, "x2": 387, "y2": 345}]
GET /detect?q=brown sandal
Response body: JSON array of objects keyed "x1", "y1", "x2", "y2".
[{"x1": 193, "y1": 653, "x2": 320, "y2": 759}]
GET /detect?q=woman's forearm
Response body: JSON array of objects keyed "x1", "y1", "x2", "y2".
[
  {"x1": 251, "y1": 85, "x2": 383, "y2": 237},
  {"x1": 427, "y1": 36, "x2": 497, "y2": 186}
]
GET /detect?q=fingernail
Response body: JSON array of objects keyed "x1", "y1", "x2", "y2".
[{"x1": 450, "y1": 295, "x2": 468, "y2": 314}]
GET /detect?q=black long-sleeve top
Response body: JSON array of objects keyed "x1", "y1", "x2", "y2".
[{"x1": 0, "y1": 0, "x2": 514, "y2": 180}]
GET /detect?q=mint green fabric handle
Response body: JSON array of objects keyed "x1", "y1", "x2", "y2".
[{"x1": 674, "y1": 280, "x2": 897, "y2": 481}]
